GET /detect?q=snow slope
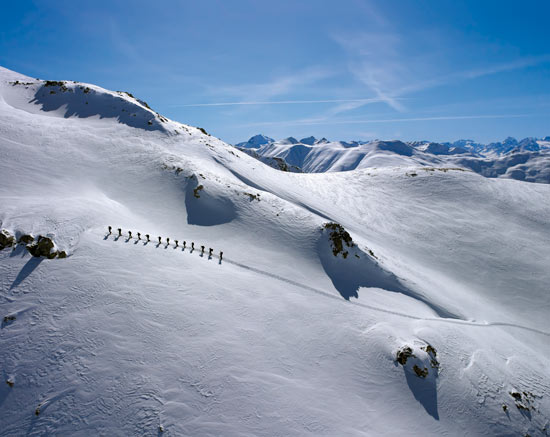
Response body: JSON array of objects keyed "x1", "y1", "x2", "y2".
[{"x1": 1, "y1": 66, "x2": 550, "y2": 436}]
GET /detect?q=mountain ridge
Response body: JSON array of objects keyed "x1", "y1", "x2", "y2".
[{"x1": 235, "y1": 134, "x2": 550, "y2": 183}]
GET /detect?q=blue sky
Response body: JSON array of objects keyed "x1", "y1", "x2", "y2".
[{"x1": 1, "y1": 0, "x2": 549, "y2": 144}]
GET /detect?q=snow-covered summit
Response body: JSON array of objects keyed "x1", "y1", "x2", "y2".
[
  {"x1": 0, "y1": 66, "x2": 183, "y2": 133},
  {"x1": 234, "y1": 133, "x2": 274, "y2": 148}
]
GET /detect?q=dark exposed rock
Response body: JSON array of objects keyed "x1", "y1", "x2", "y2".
[
  {"x1": 27, "y1": 236, "x2": 56, "y2": 258},
  {"x1": 0, "y1": 229, "x2": 15, "y2": 250},
  {"x1": 193, "y1": 185, "x2": 204, "y2": 198},
  {"x1": 422, "y1": 344, "x2": 440, "y2": 369},
  {"x1": 323, "y1": 223, "x2": 354, "y2": 259},
  {"x1": 396, "y1": 346, "x2": 415, "y2": 365},
  {"x1": 18, "y1": 234, "x2": 34, "y2": 245},
  {"x1": 413, "y1": 365, "x2": 429, "y2": 378},
  {"x1": 244, "y1": 192, "x2": 261, "y2": 201}
]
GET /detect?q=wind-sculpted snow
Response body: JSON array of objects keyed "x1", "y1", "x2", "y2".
[
  {"x1": 2, "y1": 66, "x2": 550, "y2": 436},
  {"x1": 184, "y1": 177, "x2": 237, "y2": 226},
  {"x1": 317, "y1": 231, "x2": 462, "y2": 319}
]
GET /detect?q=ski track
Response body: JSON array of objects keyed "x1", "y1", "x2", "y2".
[{"x1": 105, "y1": 233, "x2": 550, "y2": 338}]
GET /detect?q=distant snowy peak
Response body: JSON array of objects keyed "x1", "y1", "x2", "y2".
[
  {"x1": 450, "y1": 136, "x2": 550, "y2": 155},
  {"x1": 417, "y1": 142, "x2": 469, "y2": 156},
  {"x1": 372, "y1": 140, "x2": 414, "y2": 156},
  {"x1": 235, "y1": 134, "x2": 274, "y2": 148},
  {"x1": 279, "y1": 136, "x2": 299, "y2": 145}
]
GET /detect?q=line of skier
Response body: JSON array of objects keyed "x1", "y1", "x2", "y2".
[{"x1": 107, "y1": 226, "x2": 222, "y2": 260}]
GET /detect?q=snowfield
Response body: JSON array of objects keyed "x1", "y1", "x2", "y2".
[{"x1": 1, "y1": 66, "x2": 549, "y2": 436}]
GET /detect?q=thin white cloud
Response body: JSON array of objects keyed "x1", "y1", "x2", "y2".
[
  {"x1": 332, "y1": 28, "x2": 550, "y2": 111},
  {"x1": 239, "y1": 113, "x2": 533, "y2": 128},
  {"x1": 396, "y1": 54, "x2": 550, "y2": 96},
  {"x1": 171, "y1": 97, "x2": 396, "y2": 108},
  {"x1": 205, "y1": 67, "x2": 335, "y2": 103}
]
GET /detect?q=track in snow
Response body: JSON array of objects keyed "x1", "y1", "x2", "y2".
[
  {"x1": 223, "y1": 260, "x2": 550, "y2": 337},
  {"x1": 105, "y1": 232, "x2": 550, "y2": 337}
]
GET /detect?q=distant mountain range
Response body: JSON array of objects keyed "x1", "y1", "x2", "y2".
[{"x1": 234, "y1": 135, "x2": 550, "y2": 183}]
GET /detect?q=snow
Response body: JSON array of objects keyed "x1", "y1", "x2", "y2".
[{"x1": 1, "y1": 66, "x2": 550, "y2": 436}]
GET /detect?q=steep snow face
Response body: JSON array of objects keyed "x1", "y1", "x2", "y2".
[{"x1": 1, "y1": 67, "x2": 550, "y2": 436}]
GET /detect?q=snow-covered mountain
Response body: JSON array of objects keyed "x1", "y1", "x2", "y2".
[
  {"x1": 2, "y1": 66, "x2": 550, "y2": 436},
  {"x1": 236, "y1": 135, "x2": 550, "y2": 183},
  {"x1": 234, "y1": 134, "x2": 274, "y2": 148}
]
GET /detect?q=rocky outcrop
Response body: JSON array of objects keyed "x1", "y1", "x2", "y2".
[
  {"x1": 323, "y1": 223, "x2": 355, "y2": 259},
  {"x1": 0, "y1": 229, "x2": 66, "y2": 258},
  {"x1": 0, "y1": 229, "x2": 15, "y2": 250}
]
